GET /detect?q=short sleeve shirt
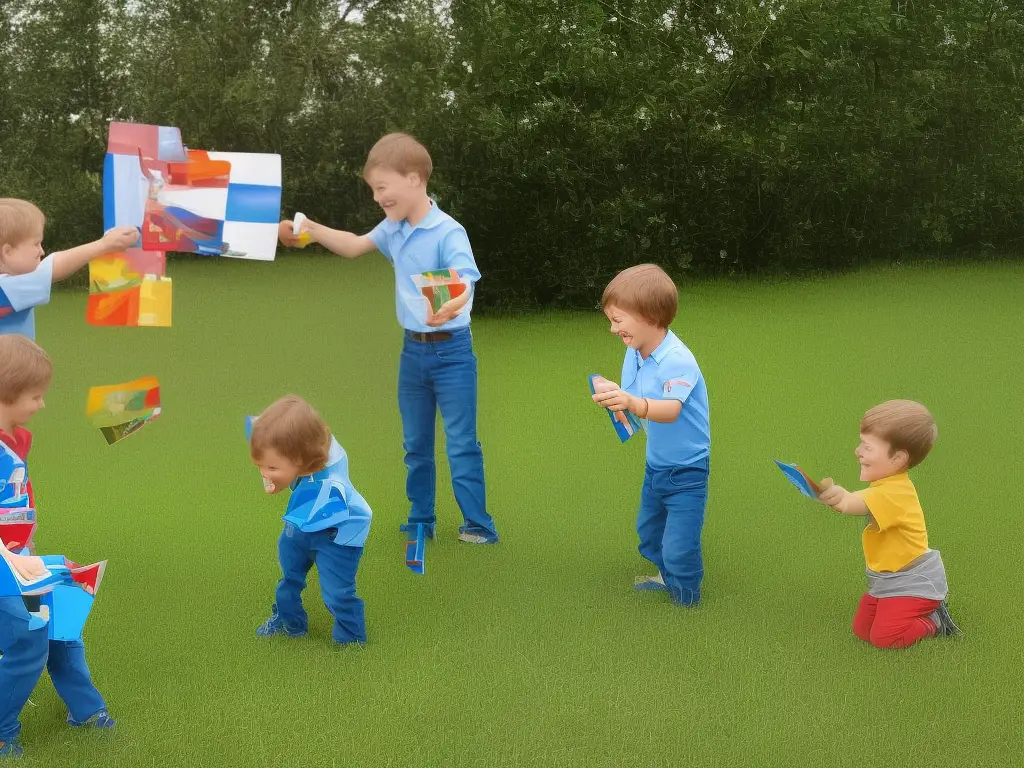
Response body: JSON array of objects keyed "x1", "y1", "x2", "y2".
[
  {"x1": 368, "y1": 203, "x2": 481, "y2": 333},
  {"x1": 620, "y1": 330, "x2": 711, "y2": 470},
  {"x1": 0, "y1": 256, "x2": 55, "y2": 340},
  {"x1": 859, "y1": 473, "x2": 929, "y2": 572}
]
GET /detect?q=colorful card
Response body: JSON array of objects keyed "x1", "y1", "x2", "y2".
[
  {"x1": 0, "y1": 553, "x2": 107, "y2": 640},
  {"x1": 86, "y1": 251, "x2": 172, "y2": 327},
  {"x1": 0, "y1": 553, "x2": 106, "y2": 597},
  {"x1": 85, "y1": 377, "x2": 161, "y2": 445},
  {"x1": 773, "y1": 460, "x2": 821, "y2": 499},
  {"x1": 103, "y1": 121, "x2": 282, "y2": 261},
  {"x1": 589, "y1": 374, "x2": 642, "y2": 442},
  {"x1": 0, "y1": 508, "x2": 36, "y2": 551},
  {"x1": 412, "y1": 269, "x2": 467, "y2": 313}
]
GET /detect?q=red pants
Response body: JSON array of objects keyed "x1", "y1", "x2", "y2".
[{"x1": 852, "y1": 593, "x2": 939, "y2": 649}]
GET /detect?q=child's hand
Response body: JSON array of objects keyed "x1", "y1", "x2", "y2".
[
  {"x1": 278, "y1": 219, "x2": 300, "y2": 247},
  {"x1": 425, "y1": 297, "x2": 465, "y2": 327},
  {"x1": 591, "y1": 379, "x2": 635, "y2": 412},
  {"x1": 278, "y1": 218, "x2": 314, "y2": 248},
  {"x1": 8, "y1": 553, "x2": 48, "y2": 582},
  {"x1": 101, "y1": 226, "x2": 140, "y2": 252},
  {"x1": 817, "y1": 479, "x2": 844, "y2": 507}
]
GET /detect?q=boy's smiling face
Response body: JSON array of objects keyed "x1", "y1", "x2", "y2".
[
  {"x1": 604, "y1": 304, "x2": 663, "y2": 356},
  {"x1": 1, "y1": 228, "x2": 45, "y2": 275},
  {"x1": 855, "y1": 432, "x2": 908, "y2": 482},
  {"x1": 365, "y1": 167, "x2": 424, "y2": 222},
  {"x1": 0, "y1": 388, "x2": 47, "y2": 434}
]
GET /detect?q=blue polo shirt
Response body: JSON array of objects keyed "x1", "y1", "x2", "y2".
[
  {"x1": 620, "y1": 330, "x2": 710, "y2": 470},
  {"x1": 367, "y1": 202, "x2": 480, "y2": 333},
  {"x1": 0, "y1": 256, "x2": 54, "y2": 340},
  {"x1": 283, "y1": 436, "x2": 372, "y2": 548}
]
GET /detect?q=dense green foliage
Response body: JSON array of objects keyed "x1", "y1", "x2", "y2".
[{"x1": 1, "y1": 0, "x2": 1021, "y2": 308}]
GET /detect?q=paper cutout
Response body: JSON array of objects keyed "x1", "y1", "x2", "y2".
[
  {"x1": 0, "y1": 444, "x2": 29, "y2": 510},
  {"x1": 400, "y1": 523, "x2": 429, "y2": 575},
  {"x1": 412, "y1": 269, "x2": 467, "y2": 313},
  {"x1": 0, "y1": 552, "x2": 106, "y2": 640},
  {"x1": 87, "y1": 251, "x2": 172, "y2": 327},
  {"x1": 773, "y1": 460, "x2": 821, "y2": 499},
  {"x1": 86, "y1": 377, "x2": 161, "y2": 444},
  {"x1": 103, "y1": 122, "x2": 282, "y2": 261},
  {"x1": 0, "y1": 508, "x2": 37, "y2": 551},
  {"x1": 589, "y1": 374, "x2": 642, "y2": 442}
]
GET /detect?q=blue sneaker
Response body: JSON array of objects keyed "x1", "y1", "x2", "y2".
[
  {"x1": 68, "y1": 709, "x2": 115, "y2": 729},
  {"x1": 0, "y1": 737, "x2": 23, "y2": 758},
  {"x1": 256, "y1": 609, "x2": 307, "y2": 638}
]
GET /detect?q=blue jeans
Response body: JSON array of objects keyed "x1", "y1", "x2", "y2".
[
  {"x1": 636, "y1": 459, "x2": 710, "y2": 606},
  {"x1": 0, "y1": 597, "x2": 106, "y2": 740},
  {"x1": 273, "y1": 526, "x2": 366, "y2": 644},
  {"x1": 398, "y1": 328, "x2": 498, "y2": 541}
]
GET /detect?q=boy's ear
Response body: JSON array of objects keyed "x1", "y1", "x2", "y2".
[{"x1": 889, "y1": 448, "x2": 910, "y2": 469}]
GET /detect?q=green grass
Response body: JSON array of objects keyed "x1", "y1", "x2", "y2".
[{"x1": 16, "y1": 255, "x2": 1024, "y2": 767}]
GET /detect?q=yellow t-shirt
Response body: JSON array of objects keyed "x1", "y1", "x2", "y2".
[{"x1": 858, "y1": 473, "x2": 929, "y2": 573}]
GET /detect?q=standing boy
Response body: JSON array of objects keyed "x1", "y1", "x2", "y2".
[
  {"x1": 0, "y1": 335, "x2": 113, "y2": 760},
  {"x1": 279, "y1": 133, "x2": 498, "y2": 544},
  {"x1": 592, "y1": 264, "x2": 711, "y2": 606},
  {"x1": 249, "y1": 395, "x2": 372, "y2": 645}
]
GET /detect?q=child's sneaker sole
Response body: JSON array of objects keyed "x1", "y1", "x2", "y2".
[
  {"x1": 634, "y1": 575, "x2": 668, "y2": 592},
  {"x1": 458, "y1": 532, "x2": 497, "y2": 544}
]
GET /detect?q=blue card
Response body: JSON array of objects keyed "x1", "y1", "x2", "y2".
[
  {"x1": 774, "y1": 460, "x2": 820, "y2": 499},
  {"x1": 589, "y1": 374, "x2": 642, "y2": 443}
]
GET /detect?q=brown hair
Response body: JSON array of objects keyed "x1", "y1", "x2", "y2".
[
  {"x1": 0, "y1": 334, "x2": 53, "y2": 404},
  {"x1": 249, "y1": 395, "x2": 331, "y2": 474},
  {"x1": 601, "y1": 263, "x2": 679, "y2": 328},
  {"x1": 0, "y1": 198, "x2": 45, "y2": 249},
  {"x1": 363, "y1": 132, "x2": 433, "y2": 182},
  {"x1": 860, "y1": 399, "x2": 937, "y2": 469}
]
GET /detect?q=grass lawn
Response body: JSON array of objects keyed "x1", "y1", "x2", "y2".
[{"x1": 15, "y1": 254, "x2": 1024, "y2": 767}]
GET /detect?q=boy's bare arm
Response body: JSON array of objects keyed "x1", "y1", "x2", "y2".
[
  {"x1": 50, "y1": 226, "x2": 139, "y2": 282},
  {"x1": 426, "y1": 286, "x2": 472, "y2": 327},
  {"x1": 298, "y1": 220, "x2": 377, "y2": 259},
  {"x1": 631, "y1": 396, "x2": 682, "y2": 424},
  {"x1": 817, "y1": 482, "x2": 870, "y2": 516},
  {"x1": 591, "y1": 381, "x2": 683, "y2": 424}
]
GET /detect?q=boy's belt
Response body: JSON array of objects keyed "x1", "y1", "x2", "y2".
[{"x1": 406, "y1": 331, "x2": 452, "y2": 343}]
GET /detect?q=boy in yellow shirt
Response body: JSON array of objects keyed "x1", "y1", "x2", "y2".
[{"x1": 818, "y1": 400, "x2": 961, "y2": 648}]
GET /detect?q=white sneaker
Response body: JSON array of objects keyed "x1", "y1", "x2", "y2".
[{"x1": 458, "y1": 532, "x2": 491, "y2": 544}]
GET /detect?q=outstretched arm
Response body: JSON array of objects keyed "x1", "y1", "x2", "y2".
[
  {"x1": 280, "y1": 218, "x2": 376, "y2": 258},
  {"x1": 51, "y1": 226, "x2": 139, "y2": 282},
  {"x1": 817, "y1": 479, "x2": 870, "y2": 516}
]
